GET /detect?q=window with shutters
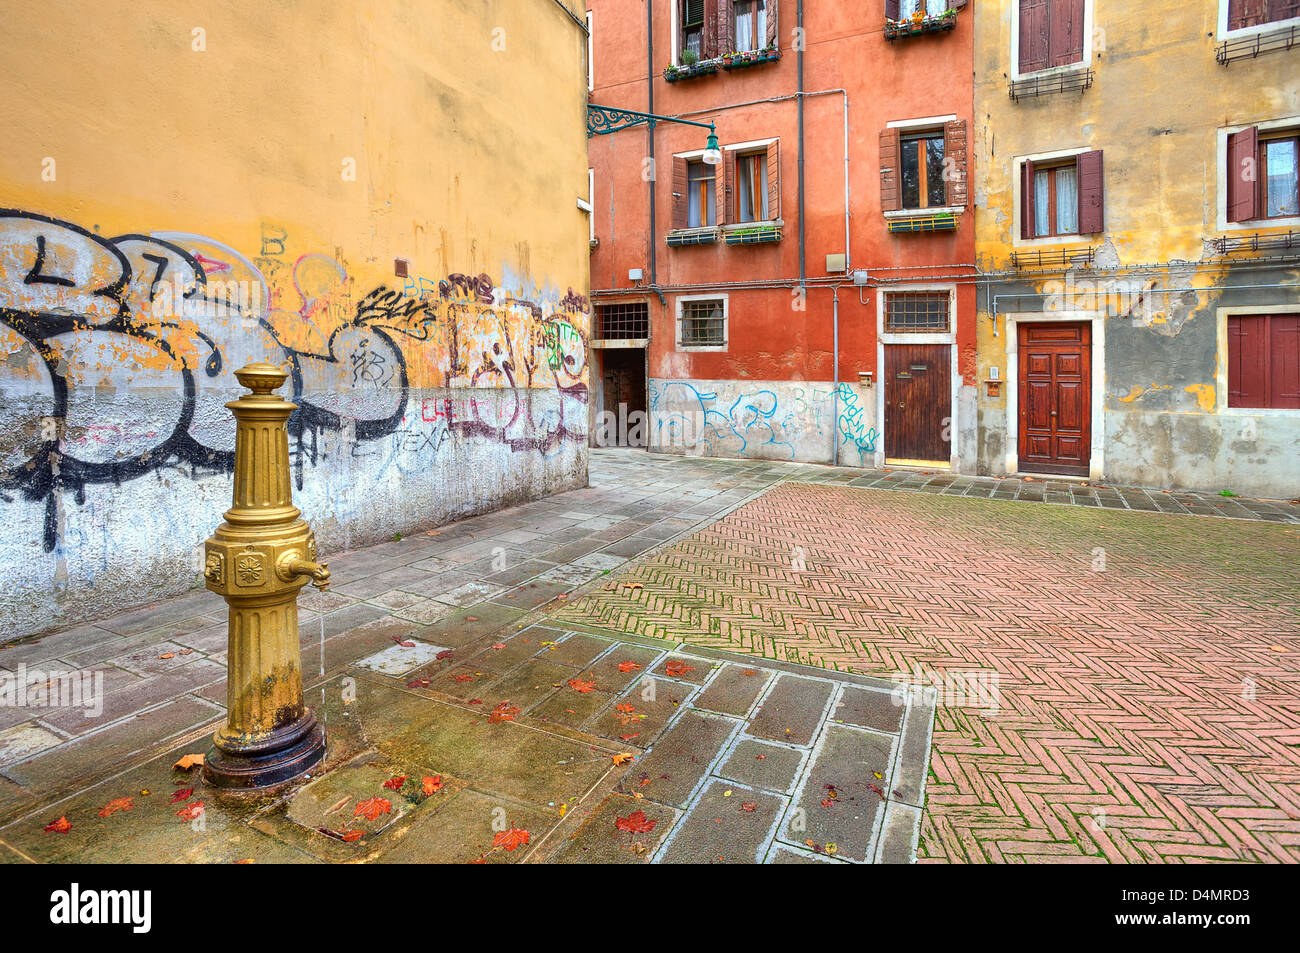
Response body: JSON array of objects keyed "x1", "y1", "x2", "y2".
[
  {"x1": 733, "y1": 0, "x2": 768, "y2": 52},
  {"x1": 681, "y1": 0, "x2": 705, "y2": 59},
  {"x1": 1018, "y1": 151, "x2": 1104, "y2": 240},
  {"x1": 677, "y1": 296, "x2": 727, "y2": 348},
  {"x1": 1227, "y1": 314, "x2": 1300, "y2": 409},
  {"x1": 1226, "y1": 125, "x2": 1300, "y2": 224},
  {"x1": 880, "y1": 119, "x2": 968, "y2": 217},
  {"x1": 1225, "y1": 0, "x2": 1300, "y2": 33},
  {"x1": 1015, "y1": 0, "x2": 1087, "y2": 75}
]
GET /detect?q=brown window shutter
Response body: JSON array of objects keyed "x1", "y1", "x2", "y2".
[
  {"x1": 1228, "y1": 316, "x2": 1268, "y2": 408},
  {"x1": 766, "y1": 0, "x2": 779, "y2": 47},
  {"x1": 1271, "y1": 314, "x2": 1300, "y2": 409},
  {"x1": 1020, "y1": 159, "x2": 1036, "y2": 239},
  {"x1": 1230, "y1": 0, "x2": 1268, "y2": 29},
  {"x1": 1048, "y1": 0, "x2": 1085, "y2": 67},
  {"x1": 885, "y1": 0, "x2": 900, "y2": 20},
  {"x1": 766, "y1": 140, "x2": 781, "y2": 219},
  {"x1": 703, "y1": 0, "x2": 720, "y2": 58},
  {"x1": 949, "y1": 0, "x2": 970, "y2": 9},
  {"x1": 1277, "y1": 2, "x2": 1300, "y2": 23},
  {"x1": 1019, "y1": 0, "x2": 1050, "y2": 73},
  {"x1": 1227, "y1": 127, "x2": 1259, "y2": 223},
  {"x1": 672, "y1": 156, "x2": 689, "y2": 230},
  {"x1": 717, "y1": 0, "x2": 732, "y2": 52},
  {"x1": 714, "y1": 156, "x2": 726, "y2": 227},
  {"x1": 879, "y1": 127, "x2": 901, "y2": 212},
  {"x1": 722, "y1": 149, "x2": 736, "y2": 224},
  {"x1": 1075, "y1": 150, "x2": 1104, "y2": 234},
  {"x1": 943, "y1": 120, "x2": 968, "y2": 208}
]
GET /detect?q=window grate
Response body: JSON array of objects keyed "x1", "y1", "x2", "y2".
[
  {"x1": 680, "y1": 299, "x2": 725, "y2": 346},
  {"x1": 1008, "y1": 68, "x2": 1094, "y2": 101},
  {"x1": 885, "y1": 292, "x2": 949, "y2": 332},
  {"x1": 596, "y1": 302, "x2": 650, "y2": 339},
  {"x1": 1218, "y1": 25, "x2": 1299, "y2": 65}
]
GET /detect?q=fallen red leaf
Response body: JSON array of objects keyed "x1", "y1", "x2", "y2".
[
  {"x1": 454, "y1": 674, "x2": 475, "y2": 682},
  {"x1": 436, "y1": 650, "x2": 454, "y2": 660},
  {"x1": 615, "y1": 703, "x2": 636, "y2": 714},
  {"x1": 354, "y1": 797, "x2": 392, "y2": 821},
  {"x1": 489, "y1": 702, "x2": 521, "y2": 724},
  {"x1": 665, "y1": 660, "x2": 695, "y2": 677},
  {"x1": 567, "y1": 676, "x2": 596, "y2": 693},
  {"x1": 492, "y1": 827, "x2": 530, "y2": 852},
  {"x1": 741, "y1": 802, "x2": 757, "y2": 813},
  {"x1": 382, "y1": 776, "x2": 407, "y2": 791},
  {"x1": 492, "y1": 643, "x2": 506, "y2": 650},
  {"x1": 170, "y1": 788, "x2": 194, "y2": 803},
  {"x1": 341, "y1": 829, "x2": 364, "y2": 842},
  {"x1": 617, "y1": 661, "x2": 642, "y2": 672},
  {"x1": 615, "y1": 809, "x2": 657, "y2": 834},
  {"x1": 44, "y1": 816, "x2": 71, "y2": 834},
  {"x1": 98, "y1": 797, "x2": 134, "y2": 818},
  {"x1": 175, "y1": 801, "x2": 205, "y2": 821},
  {"x1": 392, "y1": 636, "x2": 415, "y2": 648}
]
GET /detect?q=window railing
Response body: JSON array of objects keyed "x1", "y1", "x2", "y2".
[
  {"x1": 1009, "y1": 246, "x2": 1096, "y2": 270},
  {"x1": 1008, "y1": 68, "x2": 1094, "y2": 101},
  {"x1": 1211, "y1": 230, "x2": 1300, "y2": 255},
  {"x1": 1217, "y1": 25, "x2": 1299, "y2": 65},
  {"x1": 884, "y1": 9, "x2": 959, "y2": 41}
]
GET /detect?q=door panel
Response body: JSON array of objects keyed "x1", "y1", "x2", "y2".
[
  {"x1": 1017, "y1": 322, "x2": 1091, "y2": 476},
  {"x1": 885, "y1": 343, "x2": 951, "y2": 463}
]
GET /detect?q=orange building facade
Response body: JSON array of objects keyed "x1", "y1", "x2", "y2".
[{"x1": 587, "y1": 0, "x2": 977, "y2": 468}]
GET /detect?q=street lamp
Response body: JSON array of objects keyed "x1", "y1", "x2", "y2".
[
  {"x1": 702, "y1": 130, "x2": 722, "y2": 166},
  {"x1": 588, "y1": 104, "x2": 720, "y2": 159}
]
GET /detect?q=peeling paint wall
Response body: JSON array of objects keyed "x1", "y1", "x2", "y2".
[
  {"x1": 973, "y1": 1, "x2": 1300, "y2": 497},
  {"x1": 0, "y1": 1, "x2": 592, "y2": 637}
]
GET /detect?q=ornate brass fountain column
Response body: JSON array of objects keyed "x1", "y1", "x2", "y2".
[{"x1": 201, "y1": 363, "x2": 329, "y2": 789}]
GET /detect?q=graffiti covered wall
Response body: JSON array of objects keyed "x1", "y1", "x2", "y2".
[
  {"x1": 648, "y1": 378, "x2": 878, "y2": 466},
  {"x1": 0, "y1": 1, "x2": 592, "y2": 637}
]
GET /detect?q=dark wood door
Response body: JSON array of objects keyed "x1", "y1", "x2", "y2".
[
  {"x1": 600, "y1": 347, "x2": 647, "y2": 447},
  {"x1": 1018, "y1": 322, "x2": 1091, "y2": 476},
  {"x1": 884, "y1": 343, "x2": 951, "y2": 462}
]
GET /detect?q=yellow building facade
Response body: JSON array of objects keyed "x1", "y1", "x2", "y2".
[
  {"x1": 973, "y1": 0, "x2": 1299, "y2": 497},
  {"x1": 0, "y1": 1, "x2": 593, "y2": 637}
]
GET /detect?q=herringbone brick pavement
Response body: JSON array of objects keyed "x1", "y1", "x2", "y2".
[{"x1": 552, "y1": 482, "x2": 1300, "y2": 863}]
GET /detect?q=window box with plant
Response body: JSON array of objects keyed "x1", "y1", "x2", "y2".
[
  {"x1": 719, "y1": 45, "x2": 781, "y2": 70},
  {"x1": 664, "y1": 49, "x2": 719, "y2": 82},
  {"x1": 884, "y1": 1, "x2": 961, "y2": 40}
]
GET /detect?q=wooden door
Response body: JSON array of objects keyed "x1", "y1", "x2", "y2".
[
  {"x1": 884, "y1": 344, "x2": 951, "y2": 463},
  {"x1": 599, "y1": 348, "x2": 647, "y2": 447},
  {"x1": 1018, "y1": 322, "x2": 1091, "y2": 476}
]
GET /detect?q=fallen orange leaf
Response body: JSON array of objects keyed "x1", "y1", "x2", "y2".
[
  {"x1": 173, "y1": 754, "x2": 205, "y2": 771},
  {"x1": 98, "y1": 797, "x2": 134, "y2": 818},
  {"x1": 568, "y1": 676, "x2": 596, "y2": 693},
  {"x1": 492, "y1": 828, "x2": 530, "y2": 852},
  {"x1": 665, "y1": 660, "x2": 695, "y2": 677},
  {"x1": 422, "y1": 776, "x2": 443, "y2": 796},
  {"x1": 354, "y1": 797, "x2": 392, "y2": 821},
  {"x1": 615, "y1": 809, "x2": 657, "y2": 834},
  {"x1": 44, "y1": 816, "x2": 71, "y2": 834},
  {"x1": 612, "y1": 752, "x2": 636, "y2": 766},
  {"x1": 175, "y1": 801, "x2": 205, "y2": 821},
  {"x1": 617, "y1": 661, "x2": 642, "y2": 673}
]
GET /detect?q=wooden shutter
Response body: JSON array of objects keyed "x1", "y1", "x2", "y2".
[
  {"x1": 943, "y1": 120, "x2": 968, "y2": 208},
  {"x1": 703, "y1": 0, "x2": 720, "y2": 58},
  {"x1": 1048, "y1": 0, "x2": 1085, "y2": 67},
  {"x1": 885, "y1": 0, "x2": 900, "y2": 20},
  {"x1": 672, "y1": 156, "x2": 689, "y2": 230},
  {"x1": 1229, "y1": 0, "x2": 1266, "y2": 29},
  {"x1": 1019, "y1": 0, "x2": 1050, "y2": 73},
  {"x1": 1076, "y1": 150, "x2": 1104, "y2": 234},
  {"x1": 766, "y1": 140, "x2": 781, "y2": 219},
  {"x1": 1228, "y1": 316, "x2": 1268, "y2": 408},
  {"x1": 1020, "y1": 158, "x2": 1036, "y2": 239},
  {"x1": 714, "y1": 155, "x2": 726, "y2": 227},
  {"x1": 1270, "y1": 315, "x2": 1300, "y2": 409},
  {"x1": 722, "y1": 149, "x2": 737, "y2": 224},
  {"x1": 1276, "y1": 2, "x2": 1300, "y2": 22},
  {"x1": 879, "y1": 127, "x2": 901, "y2": 212},
  {"x1": 1227, "y1": 127, "x2": 1259, "y2": 223}
]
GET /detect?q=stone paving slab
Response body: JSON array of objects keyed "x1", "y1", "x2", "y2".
[{"x1": 553, "y1": 476, "x2": 1300, "y2": 864}]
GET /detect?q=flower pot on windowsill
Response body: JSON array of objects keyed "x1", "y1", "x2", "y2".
[
  {"x1": 884, "y1": 13, "x2": 958, "y2": 41},
  {"x1": 720, "y1": 48, "x2": 782, "y2": 70},
  {"x1": 663, "y1": 60, "x2": 719, "y2": 82}
]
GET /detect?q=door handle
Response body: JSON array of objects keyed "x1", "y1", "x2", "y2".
[
  {"x1": 1050, "y1": 410, "x2": 1057, "y2": 416},
  {"x1": 898, "y1": 402, "x2": 905, "y2": 409}
]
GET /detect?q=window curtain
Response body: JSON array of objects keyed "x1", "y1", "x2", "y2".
[
  {"x1": 899, "y1": 0, "x2": 948, "y2": 16},
  {"x1": 1033, "y1": 169, "x2": 1051, "y2": 236},
  {"x1": 1055, "y1": 166, "x2": 1078, "y2": 234}
]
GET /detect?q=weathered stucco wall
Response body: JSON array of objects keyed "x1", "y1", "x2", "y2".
[
  {"x1": 973, "y1": 0, "x2": 1300, "y2": 497},
  {"x1": 0, "y1": 1, "x2": 592, "y2": 637}
]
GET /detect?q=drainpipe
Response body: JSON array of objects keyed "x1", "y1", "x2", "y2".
[
  {"x1": 832, "y1": 285, "x2": 840, "y2": 466},
  {"x1": 647, "y1": 0, "x2": 656, "y2": 290},
  {"x1": 797, "y1": 0, "x2": 806, "y2": 286}
]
